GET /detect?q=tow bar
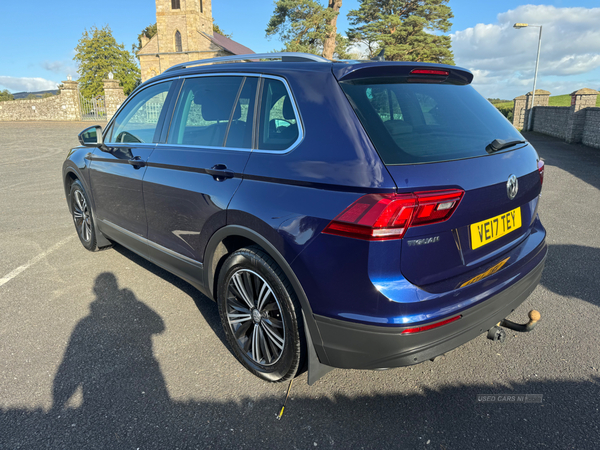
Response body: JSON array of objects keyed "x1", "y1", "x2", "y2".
[{"x1": 487, "y1": 310, "x2": 541, "y2": 342}]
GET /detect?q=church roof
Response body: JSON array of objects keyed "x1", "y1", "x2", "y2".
[{"x1": 210, "y1": 32, "x2": 254, "y2": 56}]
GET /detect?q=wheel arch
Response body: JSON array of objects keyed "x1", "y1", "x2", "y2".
[
  {"x1": 203, "y1": 225, "x2": 334, "y2": 382},
  {"x1": 63, "y1": 169, "x2": 79, "y2": 213},
  {"x1": 63, "y1": 167, "x2": 112, "y2": 249}
]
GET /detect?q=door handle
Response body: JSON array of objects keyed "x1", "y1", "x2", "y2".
[
  {"x1": 128, "y1": 156, "x2": 146, "y2": 168},
  {"x1": 206, "y1": 164, "x2": 235, "y2": 181}
]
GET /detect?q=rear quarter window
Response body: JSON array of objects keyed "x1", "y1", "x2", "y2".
[
  {"x1": 258, "y1": 78, "x2": 300, "y2": 151},
  {"x1": 341, "y1": 81, "x2": 524, "y2": 165}
]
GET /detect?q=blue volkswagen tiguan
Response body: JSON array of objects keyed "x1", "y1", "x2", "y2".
[{"x1": 63, "y1": 53, "x2": 547, "y2": 384}]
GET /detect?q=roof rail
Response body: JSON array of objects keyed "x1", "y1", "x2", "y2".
[{"x1": 164, "y1": 52, "x2": 330, "y2": 73}]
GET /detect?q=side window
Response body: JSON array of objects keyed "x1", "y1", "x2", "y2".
[
  {"x1": 258, "y1": 78, "x2": 299, "y2": 151},
  {"x1": 225, "y1": 77, "x2": 258, "y2": 149},
  {"x1": 108, "y1": 82, "x2": 172, "y2": 144},
  {"x1": 167, "y1": 76, "x2": 244, "y2": 147}
]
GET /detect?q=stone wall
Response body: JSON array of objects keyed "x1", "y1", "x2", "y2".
[
  {"x1": 0, "y1": 80, "x2": 80, "y2": 121},
  {"x1": 0, "y1": 78, "x2": 127, "y2": 123},
  {"x1": 531, "y1": 107, "x2": 570, "y2": 140},
  {"x1": 514, "y1": 88, "x2": 600, "y2": 150},
  {"x1": 513, "y1": 90, "x2": 550, "y2": 129},
  {"x1": 582, "y1": 107, "x2": 600, "y2": 149}
]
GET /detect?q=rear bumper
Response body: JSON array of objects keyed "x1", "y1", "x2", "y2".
[{"x1": 313, "y1": 253, "x2": 546, "y2": 370}]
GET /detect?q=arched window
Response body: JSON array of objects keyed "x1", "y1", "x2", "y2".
[
  {"x1": 171, "y1": 0, "x2": 180, "y2": 10},
  {"x1": 175, "y1": 30, "x2": 182, "y2": 52}
]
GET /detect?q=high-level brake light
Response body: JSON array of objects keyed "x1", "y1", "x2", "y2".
[
  {"x1": 410, "y1": 69, "x2": 450, "y2": 76},
  {"x1": 322, "y1": 189, "x2": 464, "y2": 241}
]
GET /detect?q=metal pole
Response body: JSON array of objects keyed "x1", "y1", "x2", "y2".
[{"x1": 527, "y1": 26, "x2": 543, "y2": 131}]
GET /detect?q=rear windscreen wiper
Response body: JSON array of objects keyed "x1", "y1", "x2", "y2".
[{"x1": 486, "y1": 139, "x2": 527, "y2": 154}]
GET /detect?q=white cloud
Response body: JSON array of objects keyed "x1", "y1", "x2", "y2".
[
  {"x1": 0, "y1": 76, "x2": 59, "y2": 93},
  {"x1": 451, "y1": 5, "x2": 600, "y2": 99}
]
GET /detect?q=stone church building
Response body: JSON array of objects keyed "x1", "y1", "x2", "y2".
[{"x1": 138, "y1": 0, "x2": 254, "y2": 82}]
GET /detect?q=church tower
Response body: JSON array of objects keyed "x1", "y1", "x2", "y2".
[
  {"x1": 156, "y1": 0, "x2": 213, "y2": 55},
  {"x1": 138, "y1": 0, "x2": 230, "y2": 82}
]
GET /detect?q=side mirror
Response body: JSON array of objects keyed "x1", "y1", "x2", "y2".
[{"x1": 78, "y1": 125, "x2": 109, "y2": 152}]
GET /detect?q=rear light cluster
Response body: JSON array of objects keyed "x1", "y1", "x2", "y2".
[
  {"x1": 537, "y1": 160, "x2": 545, "y2": 185},
  {"x1": 322, "y1": 189, "x2": 464, "y2": 241}
]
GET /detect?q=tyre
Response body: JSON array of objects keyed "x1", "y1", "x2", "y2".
[
  {"x1": 69, "y1": 180, "x2": 100, "y2": 251},
  {"x1": 217, "y1": 246, "x2": 306, "y2": 382}
]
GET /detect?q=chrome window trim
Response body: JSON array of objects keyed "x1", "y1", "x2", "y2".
[
  {"x1": 157, "y1": 143, "x2": 253, "y2": 153},
  {"x1": 104, "y1": 143, "x2": 157, "y2": 150},
  {"x1": 255, "y1": 74, "x2": 305, "y2": 154},
  {"x1": 105, "y1": 72, "x2": 304, "y2": 155}
]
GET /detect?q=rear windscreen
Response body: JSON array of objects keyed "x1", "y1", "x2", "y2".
[{"x1": 340, "y1": 80, "x2": 524, "y2": 165}]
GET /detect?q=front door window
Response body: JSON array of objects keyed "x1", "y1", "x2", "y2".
[{"x1": 108, "y1": 82, "x2": 172, "y2": 144}]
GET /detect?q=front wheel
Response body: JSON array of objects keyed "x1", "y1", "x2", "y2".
[
  {"x1": 69, "y1": 180, "x2": 100, "y2": 251},
  {"x1": 217, "y1": 246, "x2": 305, "y2": 382}
]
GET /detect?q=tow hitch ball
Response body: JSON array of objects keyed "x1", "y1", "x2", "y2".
[{"x1": 487, "y1": 310, "x2": 541, "y2": 342}]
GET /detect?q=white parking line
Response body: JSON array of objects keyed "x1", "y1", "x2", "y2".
[{"x1": 0, "y1": 235, "x2": 75, "y2": 287}]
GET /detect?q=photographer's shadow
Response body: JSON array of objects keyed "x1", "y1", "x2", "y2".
[{"x1": 52, "y1": 272, "x2": 169, "y2": 437}]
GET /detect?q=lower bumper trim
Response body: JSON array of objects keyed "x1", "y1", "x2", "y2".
[{"x1": 313, "y1": 256, "x2": 546, "y2": 370}]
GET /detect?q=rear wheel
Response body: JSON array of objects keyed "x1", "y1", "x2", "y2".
[
  {"x1": 217, "y1": 246, "x2": 305, "y2": 382},
  {"x1": 70, "y1": 180, "x2": 100, "y2": 251}
]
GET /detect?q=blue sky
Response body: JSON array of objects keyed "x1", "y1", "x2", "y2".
[{"x1": 1, "y1": 0, "x2": 599, "y2": 99}]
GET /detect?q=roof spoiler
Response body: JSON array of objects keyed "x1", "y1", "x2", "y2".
[{"x1": 333, "y1": 62, "x2": 474, "y2": 85}]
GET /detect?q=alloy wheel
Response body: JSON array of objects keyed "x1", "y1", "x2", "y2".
[
  {"x1": 225, "y1": 269, "x2": 286, "y2": 366},
  {"x1": 72, "y1": 190, "x2": 92, "y2": 242}
]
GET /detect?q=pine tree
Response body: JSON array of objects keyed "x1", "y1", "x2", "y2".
[
  {"x1": 74, "y1": 25, "x2": 141, "y2": 98},
  {"x1": 266, "y1": 0, "x2": 349, "y2": 59},
  {"x1": 322, "y1": 0, "x2": 343, "y2": 59},
  {"x1": 348, "y1": 0, "x2": 454, "y2": 64}
]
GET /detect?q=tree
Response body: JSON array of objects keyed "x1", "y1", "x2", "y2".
[
  {"x1": 348, "y1": 0, "x2": 454, "y2": 64},
  {"x1": 323, "y1": 0, "x2": 343, "y2": 59},
  {"x1": 0, "y1": 89, "x2": 14, "y2": 102},
  {"x1": 26, "y1": 94, "x2": 39, "y2": 100},
  {"x1": 266, "y1": 0, "x2": 349, "y2": 59},
  {"x1": 74, "y1": 25, "x2": 140, "y2": 98},
  {"x1": 132, "y1": 23, "x2": 158, "y2": 56},
  {"x1": 212, "y1": 23, "x2": 232, "y2": 38}
]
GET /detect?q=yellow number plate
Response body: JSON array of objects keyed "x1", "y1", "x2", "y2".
[{"x1": 470, "y1": 207, "x2": 522, "y2": 250}]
